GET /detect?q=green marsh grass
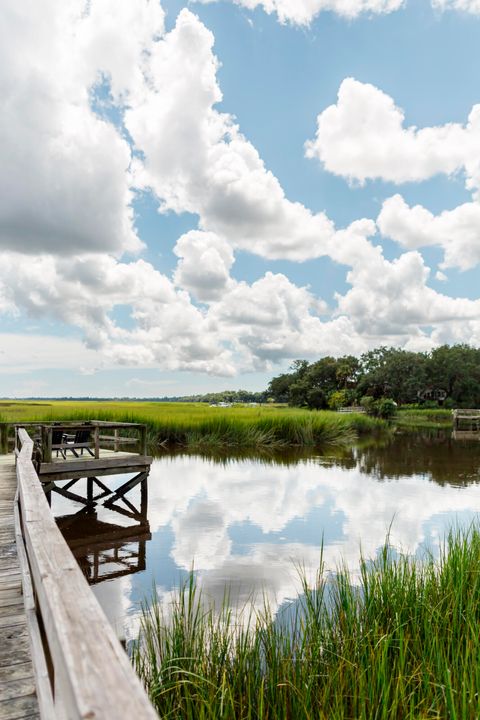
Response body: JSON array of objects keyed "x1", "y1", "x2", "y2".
[
  {"x1": 134, "y1": 527, "x2": 480, "y2": 719},
  {"x1": 0, "y1": 400, "x2": 385, "y2": 449},
  {"x1": 395, "y1": 408, "x2": 452, "y2": 431}
]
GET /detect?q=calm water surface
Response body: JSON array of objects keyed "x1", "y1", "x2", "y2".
[{"x1": 52, "y1": 432, "x2": 480, "y2": 642}]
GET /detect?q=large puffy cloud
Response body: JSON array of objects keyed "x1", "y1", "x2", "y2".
[
  {"x1": 208, "y1": 272, "x2": 368, "y2": 365},
  {"x1": 195, "y1": 0, "x2": 405, "y2": 25},
  {"x1": 0, "y1": 253, "x2": 237, "y2": 375},
  {"x1": 335, "y1": 244, "x2": 480, "y2": 341},
  {"x1": 0, "y1": 0, "x2": 167, "y2": 256},
  {"x1": 1, "y1": 2, "x2": 480, "y2": 378},
  {"x1": 378, "y1": 195, "x2": 480, "y2": 271},
  {"x1": 126, "y1": 10, "x2": 374, "y2": 262},
  {"x1": 306, "y1": 78, "x2": 480, "y2": 194}
]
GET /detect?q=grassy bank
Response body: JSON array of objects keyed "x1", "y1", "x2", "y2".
[
  {"x1": 134, "y1": 527, "x2": 480, "y2": 719},
  {"x1": 395, "y1": 408, "x2": 452, "y2": 431},
  {"x1": 0, "y1": 400, "x2": 385, "y2": 449}
]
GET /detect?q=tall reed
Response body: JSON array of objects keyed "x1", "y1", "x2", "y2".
[
  {"x1": 0, "y1": 400, "x2": 386, "y2": 449},
  {"x1": 134, "y1": 527, "x2": 480, "y2": 719}
]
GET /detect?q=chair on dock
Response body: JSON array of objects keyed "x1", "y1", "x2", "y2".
[
  {"x1": 64, "y1": 429, "x2": 95, "y2": 458},
  {"x1": 51, "y1": 428, "x2": 67, "y2": 459}
]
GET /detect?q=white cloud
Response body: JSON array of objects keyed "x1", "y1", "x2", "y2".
[
  {"x1": 173, "y1": 231, "x2": 235, "y2": 302},
  {"x1": 194, "y1": 0, "x2": 405, "y2": 25},
  {"x1": 378, "y1": 194, "x2": 480, "y2": 271},
  {"x1": 335, "y1": 243, "x2": 480, "y2": 338},
  {"x1": 0, "y1": 334, "x2": 101, "y2": 373},
  {"x1": 306, "y1": 78, "x2": 480, "y2": 194},
  {"x1": 0, "y1": 253, "x2": 237, "y2": 376},
  {"x1": 432, "y1": 0, "x2": 480, "y2": 12},
  {"x1": 1, "y1": 3, "x2": 480, "y2": 380},
  {"x1": 0, "y1": 0, "x2": 165, "y2": 256},
  {"x1": 142, "y1": 453, "x2": 480, "y2": 618},
  {"x1": 126, "y1": 10, "x2": 375, "y2": 263}
]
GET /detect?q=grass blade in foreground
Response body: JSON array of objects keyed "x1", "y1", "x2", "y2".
[{"x1": 134, "y1": 528, "x2": 480, "y2": 719}]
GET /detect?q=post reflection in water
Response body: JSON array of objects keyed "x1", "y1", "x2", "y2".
[
  {"x1": 54, "y1": 432, "x2": 480, "y2": 641},
  {"x1": 56, "y1": 476, "x2": 151, "y2": 586}
]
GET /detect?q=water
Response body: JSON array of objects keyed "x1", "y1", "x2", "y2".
[{"x1": 52, "y1": 431, "x2": 480, "y2": 643}]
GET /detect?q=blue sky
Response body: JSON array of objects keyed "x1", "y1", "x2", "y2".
[{"x1": 0, "y1": 0, "x2": 479, "y2": 397}]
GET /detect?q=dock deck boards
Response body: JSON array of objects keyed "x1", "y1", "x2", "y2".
[
  {"x1": 0, "y1": 454, "x2": 39, "y2": 720},
  {"x1": 39, "y1": 448, "x2": 153, "y2": 482}
]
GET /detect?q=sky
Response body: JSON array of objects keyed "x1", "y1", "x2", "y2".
[{"x1": 0, "y1": 0, "x2": 479, "y2": 398}]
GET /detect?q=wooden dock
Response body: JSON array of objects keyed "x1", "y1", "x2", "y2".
[
  {"x1": 0, "y1": 422, "x2": 158, "y2": 720},
  {"x1": 452, "y1": 409, "x2": 480, "y2": 431},
  {"x1": 0, "y1": 454, "x2": 39, "y2": 720}
]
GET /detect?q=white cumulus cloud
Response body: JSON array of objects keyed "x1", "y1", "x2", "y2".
[
  {"x1": 126, "y1": 10, "x2": 374, "y2": 262},
  {"x1": 194, "y1": 0, "x2": 405, "y2": 25},
  {"x1": 306, "y1": 78, "x2": 480, "y2": 194},
  {"x1": 378, "y1": 195, "x2": 480, "y2": 271}
]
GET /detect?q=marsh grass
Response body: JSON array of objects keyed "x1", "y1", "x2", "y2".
[
  {"x1": 0, "y1": 400, "x2": 385, "y2": 449},
  {"x1": 396, "y1": 408, "x2": 452, "y2": 431},
  {"x1": 134, "y1": 527, "x2": 480, "y2": 719}
]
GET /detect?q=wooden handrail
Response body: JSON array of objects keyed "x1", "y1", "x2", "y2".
[{"x1": 15, "y1": 428, "x2": 157, "y2": 719}]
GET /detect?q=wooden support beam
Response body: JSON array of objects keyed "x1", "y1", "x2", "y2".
[
  {"x1": 104, "y1": 471, "x2": 147, "y2": 506},
  {"x1": 52, "y1": 486, "x2": 96, "y2": 507}
]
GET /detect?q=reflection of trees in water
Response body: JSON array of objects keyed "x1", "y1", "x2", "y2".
[
  {"x1": 355, "y1": 431, "x2": 480, "y2": 486},
  {"x1": 155, "y1": 431, "x2": 480, "y2": 487},
  {"x1": 152, "y1": 441, "x2": 374, "y2": 469}
]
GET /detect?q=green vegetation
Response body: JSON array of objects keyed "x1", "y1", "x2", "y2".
[
  {"x1": 134, "y1": 527, "x2": 480, "y2": 719},
  {"x1": 268, "y1": 344, "x2": 480, "y2": 410},
  {"x1": 0, "y1": 400, "x2": 385, "y2": 449},
  {"x1": 395, "y1": 408, "x2": 452, "y2": 430}
]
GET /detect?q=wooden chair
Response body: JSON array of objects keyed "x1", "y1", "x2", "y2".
[
  {"x1": 51, "y1": 428, "x2": 67, "y2": 459},
  {"x1": 64, "y1": 429, "x2": 95, "y2": 458}
]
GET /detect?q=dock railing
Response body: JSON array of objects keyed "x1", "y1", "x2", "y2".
[
  {"x1": 2, "y1": 420, "x2": 148, "y2": 462},
  {"x1": 14, "y1": 427, "x2": 157, "y2": 719},
  {"x1": 452, "y1": 409, "x2": 480, "y2": 430}
]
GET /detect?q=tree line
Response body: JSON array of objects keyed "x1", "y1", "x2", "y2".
[{"x1": 266, "y1": 345, "x2": 480, "y2": 410}]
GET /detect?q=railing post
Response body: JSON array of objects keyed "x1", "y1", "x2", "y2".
[
  {"x1": 0, "y1": 424, "x2": 8, "y2": 454},
  {"x1": 94, "y1": 426, "x2": 100, "y2": 459},
  {"x1": 139, "y1": 425, "x2": 147, "y2": 456},
  {"x1": 45, "y1": 427, "x2": 52, "y2": 463},
  {"x1": 114, "y1": 429, "x2": 119, "y2": 453}
]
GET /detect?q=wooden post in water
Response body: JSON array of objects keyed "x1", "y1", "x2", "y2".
[
  {"x1": 114, "y1": 428, "x2": 119, "y2": 453},
  {"x1": 87, "y1": 477, "x2": 94, "y2": 507},
  {"x1": 141, "y1": 475, "x2": 148, "y2": 518}
]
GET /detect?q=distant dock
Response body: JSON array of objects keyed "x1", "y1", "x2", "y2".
[{"x1": 452, "y1": 409, "x2": 480, "y2": 432}]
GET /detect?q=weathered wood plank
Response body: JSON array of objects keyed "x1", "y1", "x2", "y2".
[
  {"x1": 0, "y1": 453, "x2": 39, "y2": 720},
  {"x1": 15, "y1": 428, "x2": 157, "y2": 719},
  {"x1": 0, "y1": 676, "x2": 36, "y2": 703},
  {"x1": 0, "y1": 613, "x2": 26, "y2": 629},
  {"x1": 13, "y1": 495, "x2": 53, "y2": 720},
  {"x1": 39, "y1": 463, "x2": 150, "y2": 483},
  {"x1": 0, "y1": 625, "x2": 32, "y2": 668},
  {"x1": 0, "y1": 694, "x2": 39, "y2": 720},
  {"x1": 0, "y1": 663, "x2": 34, "y2": 684},
  {"x1": 39, "y1": 453, "x2": 152, "y2": 476}
]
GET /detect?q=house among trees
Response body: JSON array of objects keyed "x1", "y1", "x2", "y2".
[{"x1": 417, "y1": 387, "x2": 447, "y2": 404}]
